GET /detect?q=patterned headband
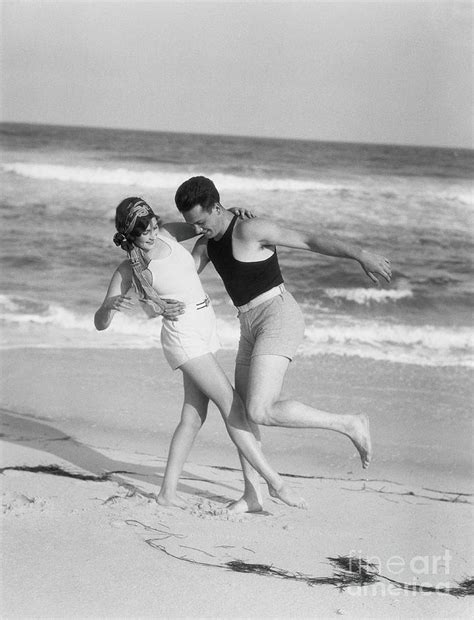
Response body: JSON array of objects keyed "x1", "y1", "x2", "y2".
[{"x1": 121, "y1": 199, "x2": 154, "y2": 236}]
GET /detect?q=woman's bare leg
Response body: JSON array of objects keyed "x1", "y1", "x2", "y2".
[
  {"x1": 157, "y1": 373, "x2": 209, "y2": 508},
  {"x1": 180, "y1": 353, "x2": 306, "y2": 511}
]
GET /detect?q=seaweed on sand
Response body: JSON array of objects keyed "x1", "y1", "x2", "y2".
[{"x1": 145, "y1": 539, "x2": 473, "y2": 597}]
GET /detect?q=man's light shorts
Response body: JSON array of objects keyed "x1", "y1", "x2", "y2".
[
  {"x1": 161, "y1": 304, "x2": 220, "y2": 370},
  {"x1": 236, "y1": 290, "x2": 305, "y2": 366}
]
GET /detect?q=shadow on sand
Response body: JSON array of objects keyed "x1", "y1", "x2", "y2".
[{"x1": 0, "y1": 408, "x2": 241, "y2": 504}]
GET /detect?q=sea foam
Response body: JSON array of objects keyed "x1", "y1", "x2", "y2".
[
  {"x1": 302, "y1": 321, "x2": 473, "y2": 367},
  {"x1": 3, "y1": 162, "x2": 471, "y2": 210},
  {"x1": 1, "y1": 163, "x2": 333, "y2": 192},
  {"x1": 323, "y1": 287, "x2": 413, "y2": 304}
]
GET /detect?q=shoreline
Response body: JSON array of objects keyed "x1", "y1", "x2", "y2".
[{"x1": 2, "y1": 346, "x2": 472, "y2": 487}]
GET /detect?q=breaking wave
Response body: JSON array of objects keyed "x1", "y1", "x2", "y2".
[{"x1": 0, "y1": 295, "x2": 472, "y2": 367}]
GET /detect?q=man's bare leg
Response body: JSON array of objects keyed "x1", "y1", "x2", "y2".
[
  {"x1": 228, "y1": 353, "x2": 371, "y2": 513},
  {"x1": 228, "y1": 361, "x2": 310, "y2": 514},
  {"x1": 180, "y1": 354, "x2": 307, "y2": 510},
  {"x1": 225, "y1": 362, "x2": 266, "y2": 513},
  {"x1": 245, "y1": 354, "x2": 371, "y2": 467}
]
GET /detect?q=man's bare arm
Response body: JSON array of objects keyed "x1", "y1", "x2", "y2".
[
  {"x1": 162, "y1": 222, "x2": 198, "y2": 242},
  {"x1": 192, "y1": 236, "x2": 211, "y2": 274},
  {"x1": 162, "y1": 207, "x2": 256, "y2": 242},
  {"x1": 239, "y1": 218, "x2": 392, "y2": 284}
]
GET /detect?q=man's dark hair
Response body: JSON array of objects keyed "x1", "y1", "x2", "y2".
[{"x1": 175, "y1": 176, "x2": 220, "y2": 213}]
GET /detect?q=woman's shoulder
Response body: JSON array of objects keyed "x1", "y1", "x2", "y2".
[{"x1": 104, "y1": 259, "x2": 133, "y2": 293}]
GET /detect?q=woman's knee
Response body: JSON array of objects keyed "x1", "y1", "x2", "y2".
[
  {"x1": 180, "y1": 409, "x2": 207, "y2": 430},
  {"x1": 208, "y1": 382, "x2": 239, "y2": 417}
]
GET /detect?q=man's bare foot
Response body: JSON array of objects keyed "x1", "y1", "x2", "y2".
[
  {"x1": 269, "y1": 483, "x2": 307, "y2": 509},
  {"x1": 156, "y1": 492, "x2": 187, "y2": 509},
  {"x1": 347, "y1": 414, "x2": 372, "y2": 468},
  {"x1": 225, "y1": 490, "x2": 264, "y2": 514},
  {"x1": 225, "y1": 496, "x2": 264, "y2": 514}
]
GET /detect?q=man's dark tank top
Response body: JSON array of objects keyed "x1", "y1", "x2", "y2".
[{"x1": 207, "y1": 216, "x2": 284, "y2": 307}]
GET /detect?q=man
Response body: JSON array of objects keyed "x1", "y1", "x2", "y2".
[{"x1": 175, "y1": 176, "x2": 392, "y2": 513}]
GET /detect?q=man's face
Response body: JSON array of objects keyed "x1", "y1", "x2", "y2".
[{"x1": 183, "y1": 204, "x2": 221, "y2": 239}]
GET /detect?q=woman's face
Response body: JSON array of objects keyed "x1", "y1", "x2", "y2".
[{"x1": 133, "y1": 217, "x2": 159, "y2": 250}]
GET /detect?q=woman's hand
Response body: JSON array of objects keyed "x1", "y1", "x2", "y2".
[
  {"x1": 103, "y1": 295, "x2": 135, "y2": 312},
  {"x1": 228, "y1": 207, "x2": 256, "y2": 219},
  {"x1": 95, "y1": 294, "x2": 134, "y2": 331}
]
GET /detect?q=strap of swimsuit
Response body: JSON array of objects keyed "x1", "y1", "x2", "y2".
[{"x1": 228, "y1": 215, "x2": 239, "y2": 236}]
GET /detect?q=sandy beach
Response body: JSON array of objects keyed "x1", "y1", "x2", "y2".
[{"x1": 1, "y1": 347, "x2": 472, "y2": 618}]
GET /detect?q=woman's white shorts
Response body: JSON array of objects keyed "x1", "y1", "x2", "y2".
[{"x1": 161, "y1": 302, "x2": 220, "y2": 370}]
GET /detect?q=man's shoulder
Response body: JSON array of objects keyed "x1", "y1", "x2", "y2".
[{"x1": 234, "y1": 216, "x2": 276, "y2": 242}]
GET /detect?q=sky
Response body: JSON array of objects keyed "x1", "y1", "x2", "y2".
[{"x1": 1, "y1": 0, "x2": 472, "y2": 148}]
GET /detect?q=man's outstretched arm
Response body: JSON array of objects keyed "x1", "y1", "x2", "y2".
[{"x1": 239, "y1": 218, "x2": 392, "y2": 284}]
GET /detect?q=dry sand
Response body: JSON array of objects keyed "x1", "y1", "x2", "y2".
[{"x1": 1, "y1": 347, "x2": 473, "y2": 618}]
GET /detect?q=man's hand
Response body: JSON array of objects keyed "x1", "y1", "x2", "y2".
[
  {"x1": 358, "y1": 251, "x2": 392, "y2": 284},
  {"x1": 161, "y1": 298, "x2": 185, "y2": 321},
  {"x1": 228, "y1": 206, "x2": 256, "y2": 219}
]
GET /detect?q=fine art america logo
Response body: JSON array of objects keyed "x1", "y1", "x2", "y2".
[{"x1": 346, "y1": 550, "x2": 454, "y2": 596}]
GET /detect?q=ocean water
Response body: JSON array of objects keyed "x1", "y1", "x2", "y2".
[{"x1": 0, "y1": 122, "x2": 472, "y2": 367}]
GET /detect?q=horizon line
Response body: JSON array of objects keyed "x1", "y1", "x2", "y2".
[{"x1": 1, "y1": 120, "x2": 471, "y2": 153}]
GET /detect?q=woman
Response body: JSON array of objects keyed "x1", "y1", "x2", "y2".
[{"x1": 95, "y1": 197, "x2": 305, "y2": 511}]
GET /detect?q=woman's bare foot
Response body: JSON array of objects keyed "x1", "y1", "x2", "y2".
[
  {"x1": 156, "y1": 492, "x2": 187, "y2": 509},
  {"x1": 346, "y1": 414, "x2": 372, "y2": 468},
  {"x1": 269, "y1": 483, "x2": 307, "y2": 509}
]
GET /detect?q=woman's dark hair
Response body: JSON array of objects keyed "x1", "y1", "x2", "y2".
[
  {"x1": 113, "y1": 197, "x2": 159, "y2": 251},
  {"x1": 175, "y1": 176, "x2": 220, "y2": 213}
]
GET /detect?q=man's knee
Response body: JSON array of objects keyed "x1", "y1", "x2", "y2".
[{"x1": 246, "y1": 400, "x2": 272, "y2": 425}]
